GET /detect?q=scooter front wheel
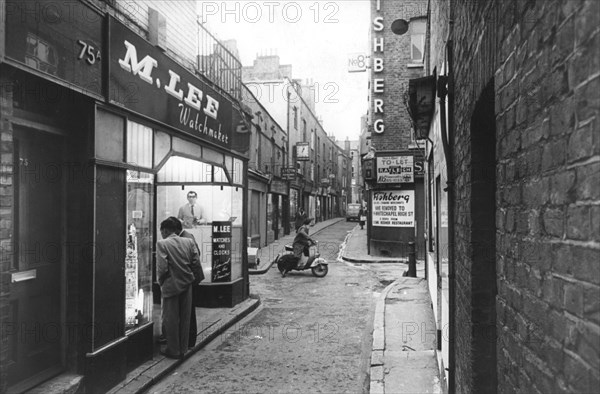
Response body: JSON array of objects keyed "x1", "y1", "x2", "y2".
[{"x1": 311, "y1": 264, "x2": 328, "y2": 277}]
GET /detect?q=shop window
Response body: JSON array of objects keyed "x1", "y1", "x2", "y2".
[
  {"x1": 156, "y1": 156, "x2": 244, "y2": 283},
  {"x1": 214, "y1": 165, "x2": 229, "y2": 183},
  {"x1": 157, "y1": 156, "x2": 212, "y2": 183},
  {"x1": 125, "y1": 170, "x2": 154, "y2": 331},
  {"x1": 409, "y1": 18, "x2": 426, "y2": 64},
  {"x1": 96, "y1": 109, "x2": 124, "y2": 162},
  {"x1": 250, "y1": 190, "x2": 261, "y2": 240},
  {"x1": 172, "y1": 136, "x2": 202, "y2": 158},
  {"x1": 203, "y1": 148, "x2": 224, "y2": 166},
  {"x1": 232, "y1": 158, "x2": 244, "y2": 185},
  {"x1": 154, "y1": 130, "x2": 171, "y2": 166},
  {"x1": 25, "y1": 33, "x2": 58, "y2": 75},
  {"x1": 127, "y1": 120, "x2": 153, "y2": 168}
]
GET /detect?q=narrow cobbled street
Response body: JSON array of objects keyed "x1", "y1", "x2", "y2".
[{"x1": 147, "y1": 222, "x2": 398, "y2": 393}]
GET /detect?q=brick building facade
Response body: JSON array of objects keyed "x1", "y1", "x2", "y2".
[
  {"x1": 419, "y1": 0, "x2": 599, "y2": 392},
  {"x1": 243, "y1": 54, "x2": 352, "y2": 227},
  {"x1": 367, "y1": 0, "x2": 428, "y2": 258}
]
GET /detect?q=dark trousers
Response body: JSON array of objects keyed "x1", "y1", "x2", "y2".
[
  {"x1": 162, "y1": 286, "x2": 192, "y2": 356},
  {"x1": 189, "y1": 284, "x2": 198, "y2": 348},
  {"x1": 162, "y1": 284, "x2": 198, "y2": 349}
]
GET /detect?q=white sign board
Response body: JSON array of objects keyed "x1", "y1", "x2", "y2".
[
  {"x1": 296, "y1": 142, "x2": 310, "y2": 161},
  {"x1": 377, "y1": 155, "x2": 414, "y2": 183},
  {"x1": 348, "y1": 53, "x2": 368, "y2": 73},
  {"x1": 372, "y1": 190, "x2": 415, "y2": 227}
]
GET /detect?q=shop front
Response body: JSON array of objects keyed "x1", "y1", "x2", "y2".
[
  {"x1": 0, "y1": 6, "x2": 249, "y2": 393},
  {"x1": 248, "y1": 170, "x2": 269, "y2": 247},
  {"x1": 288, "y1": 183, "x2": 300, "y2": 231},
  {"x1": 329, "y1": 189, "x2": 339, "y2": 218},
  {"x1": 269, "y1": 178, "x2": 289, "y2": 237},
  {"x1": 303, "y1": 183, "x2": 314, "y2": 220}
]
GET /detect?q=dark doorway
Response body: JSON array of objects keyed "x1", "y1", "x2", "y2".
[
  {"x1": 272, "y1": 194, "x2": 279, "y2": 240},
  {"x1": 8, "y1": 127, "x2": 64, "y2": 391},
  {"x1": 469, "y1": 79, "x2": 497, "y2": 392}
]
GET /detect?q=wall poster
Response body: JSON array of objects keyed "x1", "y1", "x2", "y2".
[
  {"x1": 371, "y1": 190, "x2": 415, "y2": 227},
  {"x1": 377, "y1": 155, "x2": 414, "y2": 183}
]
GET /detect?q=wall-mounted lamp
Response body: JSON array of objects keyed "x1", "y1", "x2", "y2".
[{"x1": 391, "y1": 19, "x2": 409, "y2": 35}]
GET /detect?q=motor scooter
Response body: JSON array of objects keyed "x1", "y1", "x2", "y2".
[{"x1": 275, "y1": 241, "x2": 328, "y2": 278}]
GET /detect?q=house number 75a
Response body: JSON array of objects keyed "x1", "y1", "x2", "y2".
[{"x1": 77, "y1": 40, "x2": 101, "y2": 65}]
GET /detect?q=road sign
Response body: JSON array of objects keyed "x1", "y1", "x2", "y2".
[{"x1": 348, "y1": 53, "x2": 368, "y2": 73}]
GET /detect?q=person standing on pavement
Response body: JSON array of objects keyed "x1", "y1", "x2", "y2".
[
  {"x1": 156, "y1": 218, "x2": 200, "y2": 359},
  {"x1": 359, "y1": 206, "x2": 366, "y2": 230},
  {"x1": 169, "y1": 217, "x2": 204, "y2": 349},
  {"x1": 294, "y1": 208, "x2": 306, "y2": 231}
]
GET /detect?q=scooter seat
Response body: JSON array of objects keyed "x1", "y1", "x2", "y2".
[{"x1": 284, "y1": 244, "x2": 294, "y2": 252}]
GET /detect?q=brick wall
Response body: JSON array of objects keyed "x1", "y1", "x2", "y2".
[
  {"x1": 494, "y1": 0, "x2": 600, "y2": 392},
  {"x1": 430, "y1": 0, "x2": 600, "y2": 392},
  {"x1": 370, "y1": 0, "x2": 428, "y2": 151}
]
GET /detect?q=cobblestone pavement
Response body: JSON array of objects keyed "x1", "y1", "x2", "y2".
[{"x1": 145, "y1": 221, "x2": 400, "y2": 393}]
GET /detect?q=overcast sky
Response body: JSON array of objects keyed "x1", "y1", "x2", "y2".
[{"x1": 198, "y1": 0, "x2": 371, "y2": 142}]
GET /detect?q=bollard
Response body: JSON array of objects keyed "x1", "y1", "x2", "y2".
[{"x1": 407, "y1": 242, "x2": 417, "y2": 277}]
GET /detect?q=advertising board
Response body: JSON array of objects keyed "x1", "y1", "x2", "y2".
[{"x1": 371, "y1": 190, "x2": 415, "y2": 227}]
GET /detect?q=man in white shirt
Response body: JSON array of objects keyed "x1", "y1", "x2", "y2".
[{"x1": 177, "y1": 191, "x2": 206, "y2": 229}]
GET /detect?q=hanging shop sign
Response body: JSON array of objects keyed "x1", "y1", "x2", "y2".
[
  {"x1": 270, "y1": 179, "x2": 288, "y2": 195},
  {"x1": 281, "y1": 166, "x2": 297, "y2": 180},
  {"x1": 212, "y1": 221, "x2": 232, "y2": 282},
  {"x1": 372, "y1": 190, "x2": 415, "y2": 227},
  {"x1": 109, "y1": 17, "x2": 233, "y2": 148},
  {"x1": 4, "y1": 1, "x2": 104, "y2": 97},
  {"x1": 377, "y1": 155, "x2": 414, "y2": 183},
  {"x1": 408, "y1": 75, "x2": 437, "y2": 139},
  {"x1": 296, "y1": 142, "x2": 310, "y2": 161}
]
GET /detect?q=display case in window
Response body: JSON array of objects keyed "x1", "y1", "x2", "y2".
[{"x1": 125, "y1": 170, "x2": 154, "y2": 331}]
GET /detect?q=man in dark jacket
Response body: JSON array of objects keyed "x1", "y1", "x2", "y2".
[
  {"x1": 292, "y1": 217, "x2": 315, "y2": 270},
  {"x1": 169, "y1": 217, "x2": 204, "y2": 349},
  {"x1": 156, "y1": 218, "x2": 201, "y2": 358},
  {"x1": 294, "y1": 208, "x2": 306, "y2": 231}
]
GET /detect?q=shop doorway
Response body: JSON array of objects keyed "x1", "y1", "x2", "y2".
[
  {"x1": 8, "y1": 127, "x2": 64, "y2": 390},
  {"x1": 272, "y1": 194, "x2": 279, "y2": 240}
]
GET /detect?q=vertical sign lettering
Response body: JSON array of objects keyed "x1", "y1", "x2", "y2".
[{"x1": 212, "y1": 221, "x2": 232, "y2": 282}]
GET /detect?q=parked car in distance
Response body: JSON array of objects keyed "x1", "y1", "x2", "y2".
[{"x1": 346, "y1": 203, "x2": 361, "y2": 221}]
